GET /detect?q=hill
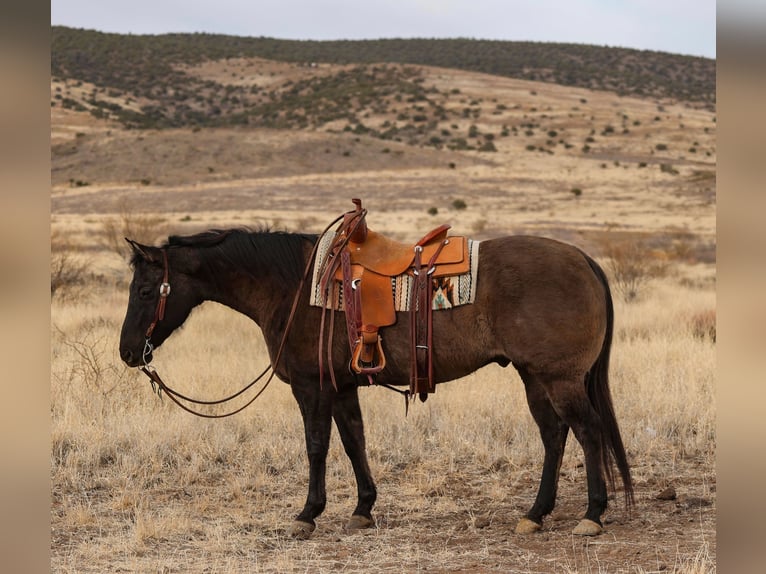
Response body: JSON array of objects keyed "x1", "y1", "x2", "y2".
[
  {"x1": 51, "y1": 25, "x2": 716, "y2": 262},
  {"x1": 51, "y1": 26, "x2": 715, "y2": 132}
]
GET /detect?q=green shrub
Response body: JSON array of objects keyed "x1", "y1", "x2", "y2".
[{"x1": 660, "y1": 163, "x2": 679, "y2": 175}]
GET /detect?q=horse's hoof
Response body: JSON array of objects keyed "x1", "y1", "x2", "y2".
[
  {"x1": 514, "y1": 517, "x2": 542, "y2": 534},
  {"x1": 345, "y1": 514, "x2": 375, "y2": 531},
  {"x1": 572, "y1": 519, "x2": 603, "y2": 536},
  {"x1": 288, "y1": 520, "x2": 316, "y2": 539}
]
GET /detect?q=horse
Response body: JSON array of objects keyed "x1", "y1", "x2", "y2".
[{"x1": 119, "y1": 224, "x2": 634, "y2": 539}]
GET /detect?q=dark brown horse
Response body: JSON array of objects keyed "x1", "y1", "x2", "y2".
[{"x1": 119, "y1": 225, "x2": 633, "y2": 538}]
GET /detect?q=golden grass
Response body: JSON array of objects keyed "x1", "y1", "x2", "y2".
[{"x1": 51, "y1": 250, "x2": 715, "y2": 572}]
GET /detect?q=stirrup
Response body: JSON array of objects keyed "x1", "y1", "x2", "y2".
[{"x1": 350, "y1": 338, "x2": 386, "y2": 375}]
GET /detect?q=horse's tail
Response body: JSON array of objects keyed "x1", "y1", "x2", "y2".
[{"x1": 582, "y1": 252, "x2": 635, "y2": 511}]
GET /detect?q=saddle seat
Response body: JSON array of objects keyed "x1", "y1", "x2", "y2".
[{"x1": 339, "y1": 225, "x2": 466, "y2": 277}]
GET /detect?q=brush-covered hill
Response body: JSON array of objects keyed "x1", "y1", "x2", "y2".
[
  {"x1": 51, "y1": 25, "x2": 716, "y2": 252},
  {"x1": 51, "y1": 26, "x2": 714, "y2": 132}
]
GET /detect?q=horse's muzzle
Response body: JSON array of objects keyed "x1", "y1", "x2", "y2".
[{"x1": 120, "y1": 346, "x2": 146, "y2": 367}]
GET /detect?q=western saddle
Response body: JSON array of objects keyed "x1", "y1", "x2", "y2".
[{"x1": 317, "y1": 199, "x2": 470, "y2": 400}]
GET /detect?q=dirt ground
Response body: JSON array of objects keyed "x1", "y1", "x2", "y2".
[{"x1": 51, "y1": 449, "x2": 714, "y2": 573}]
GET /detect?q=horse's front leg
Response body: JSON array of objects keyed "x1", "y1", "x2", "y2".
[
  {"x1": 289, "y1": 379, "x2": 334, "y2": 539},
  {"x1": 332, "y1": 384, "x2": 377, "y2": 530}
]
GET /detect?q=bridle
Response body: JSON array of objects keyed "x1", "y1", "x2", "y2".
[
  {"x1": 137, "y1": 208, "x2": 411, "y2": 418},
  {"x1": 138, "y1": 241, "x2": 305, "y2": 419},
  {"x1": 141, "y1": 249, "x2": 170, "y2": 366}
]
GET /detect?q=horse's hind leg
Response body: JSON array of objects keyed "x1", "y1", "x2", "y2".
[
  {"x1": 332, "y1": 385, "x2": 377, "y2": 530},
  {"x1": 542, "y1": 377, "x2": 608, "y2": 536},
  {"x1": 515, "y1": 373, "x2": 569, "y2": 534},
  {"x1": 289, "y1": 381, "x2": 334, "y2": 539}
]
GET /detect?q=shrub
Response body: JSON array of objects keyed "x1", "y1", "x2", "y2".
[
  {"x1": 101, "y1": 199, "x2": 169, "y2": 260},
  {"x1": 51, "y1": 249, "x2": 89, "y2": 301},
  {"x1": 600, "y1": 237, "x2": 666, "y2": 302},
  {"x1": 452, "y1": 199, "x2": 467, "y2": 210},
  {"x1": 472, "y1": 219, "x2": 487, "y2": 233},
  {"x1": 690, "y1": 309, "x2": 716, "y2": 342},
  {"x1": 427, "y1": 207, "x2": 438, "y2": 216},
  {"x1": 571, "y1": 188, "x2": 582, "y2": 197}
]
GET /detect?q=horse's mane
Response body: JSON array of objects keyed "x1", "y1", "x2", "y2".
[{"x1": 163, "y1": 227, "x2": 317, "y2": 286}]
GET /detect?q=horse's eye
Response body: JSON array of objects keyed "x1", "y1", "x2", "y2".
[{"x1": 139, "y1": 286, "x2": 154, "y2": 300}]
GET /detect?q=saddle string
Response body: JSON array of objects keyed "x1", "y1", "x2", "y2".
[{"x1": 316, "y1": 207, "x2": 370, "y2": 390}]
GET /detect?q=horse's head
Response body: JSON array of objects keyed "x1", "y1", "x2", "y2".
[{"x1": 119, "y1": 238, "x2": 201, "y2": 367}]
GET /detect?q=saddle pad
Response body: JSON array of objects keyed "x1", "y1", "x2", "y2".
[{"x1": 310, "y1": 233, "x2": 481, "y2": 312}]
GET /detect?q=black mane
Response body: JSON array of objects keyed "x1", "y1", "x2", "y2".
[{"x1": 164, "y1": 228, "x2": 317, "y2": 286}]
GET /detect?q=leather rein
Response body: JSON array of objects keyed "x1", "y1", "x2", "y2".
[
  {"x1": 137, "y1": 210, "x2": 408, "y2": 418},
  {"x1": 138, "y1": 215, "x2": 343, "y2": 418}
]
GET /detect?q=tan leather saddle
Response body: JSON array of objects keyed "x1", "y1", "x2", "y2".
[{"x1": 318, "y1": 199, "x2": 470, "y2": 399}]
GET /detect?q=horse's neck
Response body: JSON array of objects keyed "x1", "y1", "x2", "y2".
[
  {"x1": 202, "y1": 274, "x2": 271, "y2": 326},
  {"x1": 195, "y1": 234, "x2": 313, "y2": 336}
]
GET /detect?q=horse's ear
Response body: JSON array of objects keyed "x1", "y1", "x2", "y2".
[{"x1": 125, "y1": 238, "x2": 161, "y2": 263}]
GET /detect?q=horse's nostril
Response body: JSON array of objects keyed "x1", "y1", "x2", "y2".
[{"x1": 120, "y1": 348, "x2": 134, "y2": 364}]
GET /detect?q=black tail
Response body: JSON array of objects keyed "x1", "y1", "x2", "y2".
[{"x1": 583, "y1": 253, "x2": 634, "y2": 510}]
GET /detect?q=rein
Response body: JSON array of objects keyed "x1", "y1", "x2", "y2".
[
  {"x1": 138, "y1": 207, "x2": 410, "y2": 417},
  {"x1": 138, "y1": 213, "x2": 348, "y2": 417}
]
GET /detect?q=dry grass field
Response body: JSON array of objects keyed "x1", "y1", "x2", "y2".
[{"x1": 51, "y1": 59, "x2": 715, "y2": 572}]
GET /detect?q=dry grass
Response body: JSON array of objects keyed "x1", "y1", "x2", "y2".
[{"x1": 50, "y1": 249, "x2": 715, "y2": 572}]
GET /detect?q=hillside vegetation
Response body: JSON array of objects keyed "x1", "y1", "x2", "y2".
[{"x1": 51, "y1": 26, "x2": 715, "y2": 132}]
